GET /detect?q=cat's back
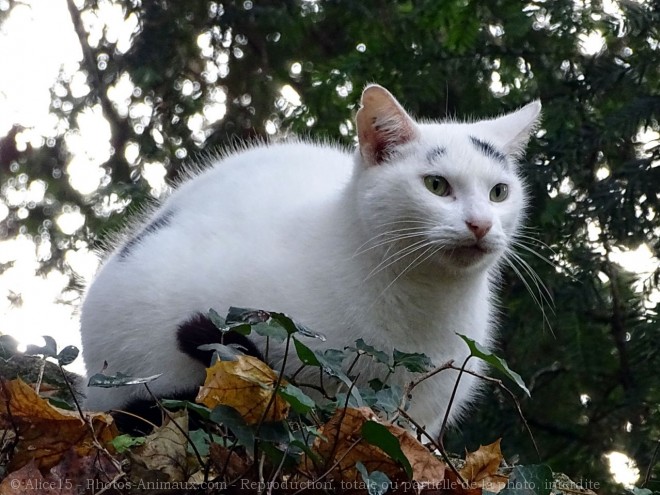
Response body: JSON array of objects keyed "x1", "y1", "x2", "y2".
[{"x1": 170, "y1": 140, "x2": 353, "y2": 214}]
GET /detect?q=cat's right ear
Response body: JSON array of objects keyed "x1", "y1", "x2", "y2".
[{"x1": 356, "y1": 84, "x2": 419, "y2": 166}]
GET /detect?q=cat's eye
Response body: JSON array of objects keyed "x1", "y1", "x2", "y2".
[
  {"x1": 424, "y1": 175, "x2": 451, "y2": 197},
  {"x1": 490, "y1": 183, "x2": 509, "y2": 202}
]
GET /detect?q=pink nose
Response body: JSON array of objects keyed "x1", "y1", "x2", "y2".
[{"x1": 466, "y1": 220, "x2": 492, "y2": 240}]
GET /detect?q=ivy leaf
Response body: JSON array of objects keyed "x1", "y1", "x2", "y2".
[
  {"x1": 198, "y1": 343, "x2": 243, "y2": 361},
  {"x1": 315, "y1": 349, "x2": 363, "y2": 406},
  {"x1": 361, "y1": 420, "x2": 412, "y2": 478},
  {"x1": 278, "y1": 383, "x2": 316, "y2": 414},
  {"x1": 392, "y1": 349, "x2": 434, "y2": 373},
  {"x1": 457, "y1": 334, "x2": 531, "y2": 397},
  {"x1": 374, "y1": 385, "x2": 403, "y2": 414},
  {"x1": 226, "y1": 307, "x2": 271, "y2": 325},
  {"x1": 351, "y1": 339, "x2": 392, "y2": 369},
  {"x1": 293, "y1": 337, "x2": 321, "y2": 366},
  {"x1": 25, "y1": 335, "x2": 58, "y2": 358},
  {"x1": 160, "y1": 399, "x2": 211, "y2": 420},
  {"x1": 499, "y1": 464, "x2": 553, "y2": 495},
  {"x1": 254, "y1": 322, "x2": 288, "y2": 343},
  {"x1": 269, "y1": 311, "x2": 326, "y2": 340},
  {"x1": 56, "y1": 345, "x2": 79, "y2": 366},
  {"x1": 87, "y1": 371, "x2": 162, "y2": 388},
  {"x1": 111, "y1": 434, "x2": 146, "y2": 453},
  {"x1": 209, "y1": 405, "x2": 255, "y2": 456},
  {"x1": 208, "y1": 308, "x2": 227, "y2": 329},
  {"x1": 356, "y1": 461, "x2": 392, "y2": 495}
]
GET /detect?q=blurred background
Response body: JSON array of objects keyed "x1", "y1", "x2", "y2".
[{"x1": 0, "y1": 0, "x2": 658, "y2": 491}]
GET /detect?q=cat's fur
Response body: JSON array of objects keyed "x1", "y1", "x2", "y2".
[{"x1": 80, "y1": 85, "x2": 540, "y2": 435}]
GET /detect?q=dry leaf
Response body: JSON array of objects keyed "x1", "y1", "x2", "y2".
[
  {"x1": 0, "y1": 461, "x2": 49, "y2": 495},
  {"x1": 308, "y1": 407, "x2": 446, "y2": 485},
  {"x1": 459, "y1": 438, "x2": 507, "y2": 492},
  {"x1": 195, "y1": 355, "x2": 289, "y2": 424},
  {"x1": 0, "y1": 378, "x2": 118, "y2": 471},
  {"x1": 209, "y1": 443, "x2": 251, "y2": 479},
  {"x1": 130, "y1": 410, "x2": 194, "y2": 482}
]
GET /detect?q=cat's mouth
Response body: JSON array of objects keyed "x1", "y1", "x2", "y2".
[{"x1": 446, "y1": 243, "x2": 493, "y2": 264}]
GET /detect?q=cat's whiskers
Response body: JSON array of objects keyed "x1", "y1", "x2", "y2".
[
  {"x1": 363, "y1": 238, "x2": 432, "y2": 282},
  {"x1": 353, "y1": 227, "x2": 428, "y2": 257},
  {"x1": 368, "y1": 242, "x2": 443, "y2": 309},
  {"x1": 504, "y1": 240, "x2": 556, "y2": 335}
]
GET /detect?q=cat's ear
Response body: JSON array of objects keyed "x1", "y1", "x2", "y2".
[
  {"x1": 356, "y1": 84, "x2": 419, "y2": 166},
  {"x1": 480, "y1": 101, "x2": 542, "y2": 157}
]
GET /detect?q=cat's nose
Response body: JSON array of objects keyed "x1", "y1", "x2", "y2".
[{"x1": 466, "y1": 220, "x2": 492, "y2": 240}]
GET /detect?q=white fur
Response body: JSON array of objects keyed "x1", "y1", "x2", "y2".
[{"x1": 80, "y1": 89, "x2": 540, "y2": 436}]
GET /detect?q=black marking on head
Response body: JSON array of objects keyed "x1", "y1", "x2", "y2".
[
  {"x1": 118, "y1": 209, "x2": 175, "y2": 260},
  {"x1": 176, "y1": 312, "x2": 264, "y2": 367},
  {"x1": 426, "y1": 146, "x2": 447, "y2": 163},
  {"x1": 469, "y1": 136, "x2": 507, "y2": 166}
]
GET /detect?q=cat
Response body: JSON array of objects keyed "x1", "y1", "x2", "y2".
[{"x1": 80, "y1": 84, "x2": 541, "y2": 436}]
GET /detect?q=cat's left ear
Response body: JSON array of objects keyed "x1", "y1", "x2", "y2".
[
  {"x1": 356, "y1": 84, "x2": 419, "y2": 166},
  {"x1": 479, "y1": 100, "x2": 542, "y2": 157}
]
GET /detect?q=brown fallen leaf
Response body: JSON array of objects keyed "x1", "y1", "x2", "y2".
[
  {"x1": 0, "y1": 461, "x2": 49, "y2": 495},
  {"x1": 129, "y1": 410, "x2": 196, "y2": 483},
  {"x1": 209, "y1": 442, "x2": 251, "y2": 479},
  {"x1": 195, "y1": 355, "x2": 289, "y2": 424},
  {"x1": 459, "y1": 438, "x2": 507, "y2": 492},
  {"x1": 308, "y1": 407, "x2": 446, "y2": 485},
  {"x1": 0, "y1": 378, "x2": 118, "y2": 471}
]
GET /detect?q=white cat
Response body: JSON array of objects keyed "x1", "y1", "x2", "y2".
[{"x1": 80, "y1": 84, "x2": 540, "y2": 435}]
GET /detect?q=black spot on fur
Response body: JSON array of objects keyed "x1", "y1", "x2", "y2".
[
  {"x1": 176, "y1": 313, "x2": 263, "y2": 366},
  {"x1": 112, "y1": 389, "x2": 199, "y2": 436},
  {"x1": 469, "y1": 136, "x2": 507, "y2": 166},
  {"x1": 113, "y1": 314, "x2": 264, "y2": 435},
  {"x1": 118, "y1": 209, "x2": 175, "y2": 260},
  {"x1": 426, "y1": 146, "x2": 447, "y2": 163}
]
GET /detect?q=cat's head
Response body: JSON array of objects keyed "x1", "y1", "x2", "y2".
[{"x1": 353, "y1": 84, "x2": 541, "y2": 275}]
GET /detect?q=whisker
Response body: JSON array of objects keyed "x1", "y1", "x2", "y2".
[
  {"x1": 363, "y1": 239, "x2": 431, "y2": 282},
  {"x1": 370, "y1": 243, "x2": 439, "y2": 306},
  {"x1": 353, "y1": 227, "x2": 427, "y2": 256}
]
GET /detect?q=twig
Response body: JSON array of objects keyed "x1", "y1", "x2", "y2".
[
  {"x1": 394, "y1": 359, "x2": 455, "y2": 421},
  {"x1": 397, "y1": 407, "x2": 466, "y2": 485},
  {"x1": 346, "y1": 353, "x2": 361, "y2": 376},
  {"x1": 642, "y1": 438, "x2": 660, "y2": 487},
  {"x1": 109, "y1": 409, "x2": 159, "y2": 432},
  {"x1": 34, "y1": 358, "x2": 46, "y2": 395},
  {"x1": 267, "y1": 446, "x2": 289, "y2": 495},
  {"x1": 438, "y1": 356, "x2": 471, "y2": 444},
  {"x1": 325, "y1": 377, "x2": 358, "y2": 472},
  {"x1": 291, "y1": 437, "x2": 362, "y2": 495},
  {"x1": 447, "y1": 364, "x2": 541, "y2": 459}
]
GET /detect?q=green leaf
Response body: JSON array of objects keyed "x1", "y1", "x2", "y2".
[
  {"x1": 198, "y1": 343, "x2": 242, "y2": 361},
  {"x1": 457, "y1": 334, "x2": 531, "y2": 397},
  {"x1": 226, "y1": 306, "x2": 271, "y2": 325},
  {"x1": 25, "y1": 335, "x2": 58, "y2": 358},
  {"x1": 392, "y1": 349, "x2": 434, "y2": 373},
  {"x1": 160, "y1": 399, "x2": 211, "y2": 420},
  {"x1": 254, "y1": 322, "x2": 288, "y2": 343},
  {"x1": 499, "y1": 464, "x2": 553, "y2": 495},
  {"x1": 47, "y1": 397, "x2": 74, "y2": 410},
  {"x1": 210, "y1": 405, "x2": 255, "y2": 456},
  {"x1": 208, "y1": 308, "x2": 227, "y2": 329},
  {"x1": 56, "y1": 345, "x2": 79, "y2": 366},
  {"x1": 87, "y1": 372, "x2": 162, "y2": 388},
  {"x1": 315, "y1": 349, "x2": 363, "y2": 406},
  {"x1": 257, "y1": 421, "x2": 290, "y2": 443},
  {"x1": 351, "y1": 339, "x2": 392, "y2": 368},
  {"x1": 270, "y1": 311, "x2": 326, "y2": 340},
  {"x1": 293, "y1": 337, "x2": 321, "y2": 366},
  {"x1": 356, "y1": 462, "x2": 391, "y2": 495},
  {"x1": 111, "y1": 434, "x2": 146, "y2": 453},
  {"x1": 361, "y1": 421, "x2": 412, "y2": 479},
  {"x1": 278, "y1": 383, "x2": 316, "y2": 413},
  {"x1": 374, "y1": 385, "x2": 403, "y2": 414}
]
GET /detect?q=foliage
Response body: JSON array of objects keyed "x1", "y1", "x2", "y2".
[
  {"x1": 0, "y1": 320, "x2": 578, "y2": 494},
  {"x1": 1, "y1": 0, "x2": 659, "y2": 489}
]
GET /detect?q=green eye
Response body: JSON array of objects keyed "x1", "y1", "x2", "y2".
[
  {"x1": 490, "y1": 183, "x2": 509, "y2": 202},
  {"x1": 424, "y1": 175, "x2": 451, "y2": 196}
]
